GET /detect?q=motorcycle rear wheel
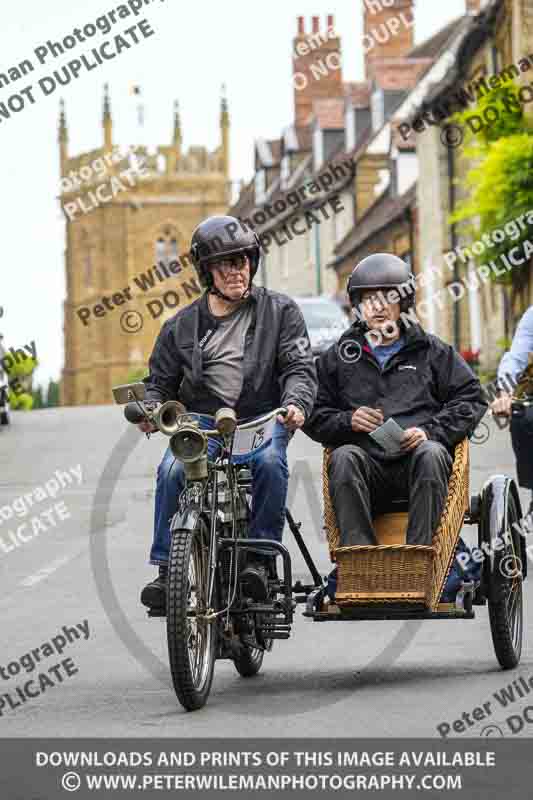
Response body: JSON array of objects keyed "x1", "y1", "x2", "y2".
[
  {"x1": 233, "y1": 644, "x2": 264, "y2": 677},
  {"x1": 167, "y1": 522, "x2": 216, "y2": 711}
]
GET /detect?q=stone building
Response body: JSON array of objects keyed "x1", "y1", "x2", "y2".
[
  {"x1": 230, "y1": 2, "x2": 435, "y2": 299},
  {"x1": 331, "y1": 10, "x2": 466, "y2": 306},
  {"x1": 230, "y1": 14, "x2": 355, "y2": 298},
  {"x1": 60, "y1": 87, "x2": 230, "y2": 406}
]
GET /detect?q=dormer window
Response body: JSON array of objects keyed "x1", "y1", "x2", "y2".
[
  {"x1": 255, "y1": 169, "x2": 266, "y2": 204},
  {"x1": 371, "y1": 88, "x2": 385, "y2": 132}
]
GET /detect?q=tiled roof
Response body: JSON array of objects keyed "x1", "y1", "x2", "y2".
[
  {"x1": 412, "y1": 1, "x2": 500, "y2": 113},
  {"x1": 331, "y1": 184, "x2": 417, "y2": 268},
  {"x1": 408, "y1": 16, "x2": 466, "y2": 59}
]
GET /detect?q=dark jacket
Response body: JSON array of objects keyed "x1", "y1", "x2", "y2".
[
  {"x1": 305, "y1": 323, "x2": 487, "y2": 456},
  {"x1": 143, "y1": 286, "x2": 318, "y2": 419}
]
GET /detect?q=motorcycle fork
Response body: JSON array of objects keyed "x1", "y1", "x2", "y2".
[{"x1": 206, "y1": 467, "x2": 219, "y2": 613}]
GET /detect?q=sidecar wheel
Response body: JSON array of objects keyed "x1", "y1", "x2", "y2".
[{"x1": 481, "y1": 477, "x2": 524, "y2": 669}]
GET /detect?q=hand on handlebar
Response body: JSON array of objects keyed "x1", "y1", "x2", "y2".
[
  {"x1": 491, "y1": 393, "x2": 512, "y2": 417},
  {"x1": 138, "y1": 419, "x2": 157, "y2": 434},
  {"x1": 279, "y1": 404, "x2": 305, "y2": 432}
]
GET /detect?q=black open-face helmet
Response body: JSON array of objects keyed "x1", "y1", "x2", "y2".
[
  {"x1": 190, "y1": 215, "x2": 261, "y2": 290},
  {"x1": 347, "y1": 253, "x2": 416, "y2": 312}
]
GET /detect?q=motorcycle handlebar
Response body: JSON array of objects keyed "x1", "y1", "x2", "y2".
[
  {"x1": 124, "y1": 403, "x2": 289, "y2": 433},
  {"x1": 124, "y1": 402, "x2": 147, "y2": 425}
]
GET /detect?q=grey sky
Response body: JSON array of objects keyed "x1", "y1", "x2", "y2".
[{"x1": 1, "y1": 0, "x2": 466, "y2": 388}]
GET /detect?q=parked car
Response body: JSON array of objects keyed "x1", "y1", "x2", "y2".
[{"x1": 294, "y1": 296, "x2": 349, "y2": 357}]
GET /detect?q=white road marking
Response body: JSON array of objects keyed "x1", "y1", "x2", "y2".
[
  {"x1": 18, "y1": 518, "x2": 129, "y2": 589},
  {"x1": 20, "y1": 556, "x2": 73, "y2": 587}
]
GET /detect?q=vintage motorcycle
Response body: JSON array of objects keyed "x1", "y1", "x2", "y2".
[
  {"x1": 113, "y1": 382, "x2": 321, "y2": 711},
  {"x1": 114, "y1": 381, "x2": 526, "y2": 714}
]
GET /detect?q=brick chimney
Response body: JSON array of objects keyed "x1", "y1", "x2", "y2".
[
  {"x1": 363, "y1": 0, "x2": 415, "y2": 83},
  {"x1": 465, "y1": 0, "x2": 482, "y2": 14},
  {"x1": 293, "y1": 15, "x2": 343, "y2": 127}
]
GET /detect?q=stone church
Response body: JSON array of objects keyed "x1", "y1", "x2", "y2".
[{"x1": 60, "y1": 86, "x2": 230, "y2": 406}]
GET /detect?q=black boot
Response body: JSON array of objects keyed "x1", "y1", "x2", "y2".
[
  {"x1": 141, "y1": 565, "x2": 167, "y2": 610},
  {"x1": 240, "y1": 557, "x2": 269, "y2": 602}
]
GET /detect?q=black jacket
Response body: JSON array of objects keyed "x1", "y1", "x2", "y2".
[
  {"x1": 305, "y1": 323, "x2": 487, "y2": 456},
  {"x1": 143, "y1": 286, "x2": 318, "y2": 419}
]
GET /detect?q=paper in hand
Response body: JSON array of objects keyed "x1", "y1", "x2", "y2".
[{"x1": 369, "y1": 417, "x2": 405, "y2": 455}]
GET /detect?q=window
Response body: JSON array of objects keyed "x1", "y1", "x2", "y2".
[
  {"x1": 254, "y1": 169, "x2": 266, "y2": 204},
  {"x1": 155, "y1": 228, "x2": 179, "y2": 266}
]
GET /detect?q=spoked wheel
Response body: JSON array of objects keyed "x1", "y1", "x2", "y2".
[
  {"x1": 233, "y1": 643, "x2": 264, "y2": 677},
  {"x1": 167, "y1": 521, "x2": 216, "y2": 711},
  {"x1": 486, "y1": 489, "x2": 523, "y2": 669}
]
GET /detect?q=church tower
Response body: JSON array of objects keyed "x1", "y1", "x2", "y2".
[{"x1": 60, "y1": 87, "x2": 231, "y2": 406}]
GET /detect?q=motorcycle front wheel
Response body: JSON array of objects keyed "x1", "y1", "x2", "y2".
[{"x1": 167, "y1": 520, "x2": 216, "y2": 711}]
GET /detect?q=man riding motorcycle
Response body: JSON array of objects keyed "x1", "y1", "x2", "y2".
[
  {"x1": 491, "y1": 305, "x2": 533, "y2": 515},
  {"x1": 305, "y1": 253, "x2": 487, "y2": 548},
  {"x1": 138, "y1": 215, "x2": 317, "y2": 611}
]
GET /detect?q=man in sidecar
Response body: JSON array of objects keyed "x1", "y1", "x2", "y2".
[
  {"x1": 305, "y1": 253, "x2": 488, "y2": 550},
  {"x1": 138, "y1": 216, "x2": 317, "y2": 611}
]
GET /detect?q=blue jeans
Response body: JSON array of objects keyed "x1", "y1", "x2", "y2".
[{"x1": 150, "y1": 420, "x2": 290, "y2": 565}]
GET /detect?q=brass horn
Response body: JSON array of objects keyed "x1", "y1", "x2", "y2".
[{"x1": 152, "y1": 400, "x2": 186, "y2": 436}]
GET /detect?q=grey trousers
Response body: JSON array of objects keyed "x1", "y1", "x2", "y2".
[{"x1": 328, "y1": 441, "x2": 453, "y2": 546}]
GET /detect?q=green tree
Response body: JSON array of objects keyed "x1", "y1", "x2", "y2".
[
  {"x1": 5, "y1": 355, "x2": 38, "y2": 411},
  {"x1": 45, "y1": 380, "x2": 60, "y2": 407},
  {"x1": 449, "y1": 81, "x2": 533, "y2": 317}
]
